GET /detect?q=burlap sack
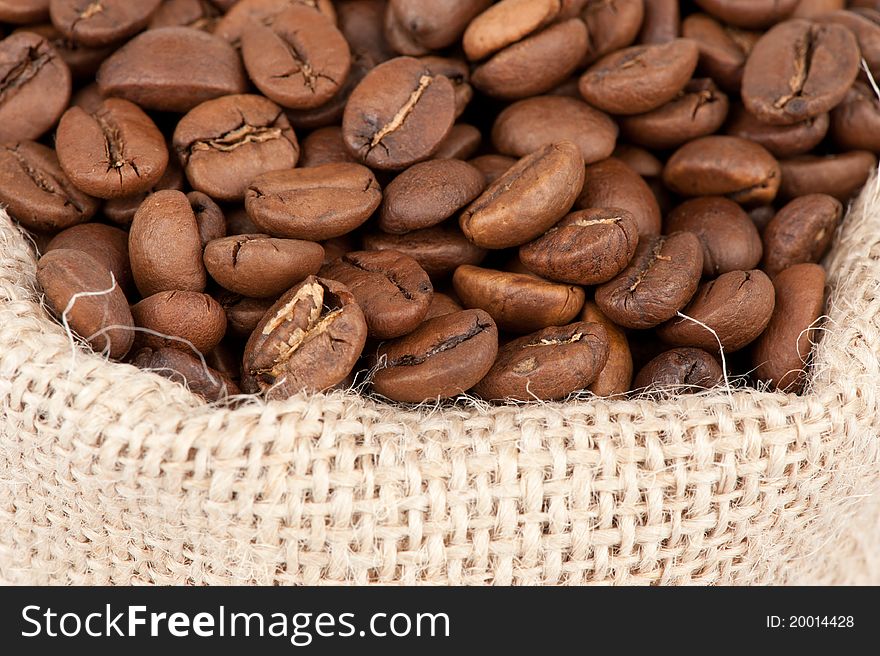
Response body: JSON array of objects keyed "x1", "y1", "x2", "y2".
[{"x1": 1, "y1": 175, "x2": 879, "y2": 586}]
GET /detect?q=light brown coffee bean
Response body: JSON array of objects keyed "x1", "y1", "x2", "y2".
[
  {"x1": 149, "y1": 0, "x2": 223, "y2": 32},
  {"x1": 424, "y1": 292, "x2": 463, "y2": 320},
  {"x1": 639, "y1": 0, "x2": 680, "y2": 43},
  {"x1": 634, "y1": 347, "x2": 723, "y2": 391},
  {"x1": 362, "y1": 224, "x2": 487, "y2": 279},
  {"x1": 576, "y1": 157, "x2": 662, "y2": 237},
  {"x1": 467, "y1": 154, "x2": 515, "y2": 185},
  {"x1": 815, "y1": 9, "x2": 880, "y2": 73},
  {"x1": 299, "y1": 126, "x2": 357, "y2": 167},
  {"x1": 580, "y1": 301, "x2": 633, "y2": 397},
  {"x1": 681, "y1": 13, "x2": 752, "y2": 92},
  {"x1": 102, "y1": 157, "x2": 186, "y2": 226},
  {"x1": 725, "y1": 103, "x2": 829, "y2": 158},
  {"x1": 581, "y1": 0, "x2": 644, "y2": 64},
  {"x1": 45, "y1": 222, "x2": 131, "y2": 292},
  {"x1": 389, "y1": 0, "x2": 491, "y2": 52},
  {"x1": 462, "y1": 0, "x2": 561, "y2": 61},
  {"x1": 131, "y1": 290, "x2": 227, "y2": 355},
  {"x1": 133, "y1": 346, "x2": 239, "y2": 402},
  {"x1": 762, "y1": 194, "x2": 842, "y2": 276},
  {"x1": 612, "y1": 145, "x2": 663, "y2": 178},
  {"x1": 50, "y1": 0, "x2": 162, "y2": 47},
  {"x1": 215, "y1": 0, "x2": 338, "y2": 48},
  {"x1": 694, "y1": 0, "x2": 798, "y2": 29},
  {"x1": 13, "y1": 21, "x2": 113, "y2": 80},
  {"x1": 778, "y1": 151, "x2": 877, "y2": 201}
]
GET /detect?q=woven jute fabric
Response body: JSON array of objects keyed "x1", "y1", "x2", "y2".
[{"x1": 1, "y1": 176, "x2": 880, "y2": 586}]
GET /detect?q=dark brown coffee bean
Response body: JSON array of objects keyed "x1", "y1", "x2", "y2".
[
  {"x1": 56, "y1": 98, "x2": 168, "y2": 199},
  {"x1": 173, "y1": 94, "x2": 300, "y2": 201},
  {"x1": 580, "y1": 301, "x2": 632, "y2": 397},
  {"x1": 576, "y1": 157, "x2": 662, "y2": 237},
  {"x1": 749, "y1": 205, "x2": 776, "y2": 232},
  {"x1": 50, "y1": 0, "x2": 162, "y2": 47},
  {"x1": 133, "y1": 346, "x2": 239, "y2": 402},
  {"x1": 14, "y1": 21, "x2": 113, "y2": 80},
  {"x1": 725, "y1": 103, "x2": 829, "y2": 158},
  {"x1": 187, "y1": 191, "x2": 225, "y2": 247},
  {"x1": 432, "y1": 123, "x2": 481, "y2": 160},
  {"x1": 830, "y1": 83, "x2": 880, "y2": 152},
  {"x1": 666, "y1": 197, "x2": 763, "y2": 276},
  {"x1": 741, "y1": 19, "x2": 860, "y2": 126},
  {"x1": 634, "y1": 347, "x2": 723, "y2": 391},
  {"x1": 460, "y1": 142, "x2": 585, "y2": 249},
  {"x1": 419, "y1": 56, "x2": 473, "y2": 118},
  {"x1": 245, "y1": 163, "x2": 381, "y2": 240},
  {"x1": 241, "y1": 6, "x2": 350, "y2": 110},
  {"x1": 36, "y1": 248, "x2": 134, "y2": 359},
  {"x1": 663, "y1": 136, "x2": 780, "y2": 206},
  {"x1": 462, "y1": 0, "x2": 560, "y2": 61},
  {"x1": 579, "y1": 39, "x2": 698, "y2": 115},
  {"x1": 424, "y1": 292, "x2": 463, "y2": 320},
  {"x1": 218, "y1": 292, "x2": 275, "y2": 337},
  {"x1": 362, "y1": 224, "x2": 487, "y2": 279},
  {"x1": 342, "y1": 56, "x2": 455, "y2": 170},
  {"x1": 320, "y1": 250, "x2": 433, "y2": 339},
  {"x1": 299, "y1": 126, "x2": 357, "y2": 167},
  {"x1": 658, "y1": 269, "x2": 775, "y2": 352},
  {"x1": 131, "y1": 290, "x2": 227, "y2": 354},
  {"x1": 581, "y1": 0, "x2": 644, "y2": 64},
  {"x1": 0, "y1": 32, "x2": 71, "y2": 142},
  {"x1": 473, "y1": 321, "x2": 609, "y2": 401},
  {"x1": 467, "y1": 154, "x2": 515, "y2": 185},
  {"x1": 519, "y1": 208, "x2": 639, "y2": 286},
  {"x1": 453, "y1": 265, "x2": 585, "y2": 333},
  {"x1": 204, "y1": 234, "x2": 324, "y2": 298},
  {"x1": 694, "y1": 0, "x2": 797, "y2": 29},
  {"x1": 752, "y1": 263, "x2": 825, "y2": 393},
  {"x1": 761, "y1": 193, "x2": 842, "y2": 276},
  {"x1": 681, "y1": 13, "x2": 752, "y2": 92},
  {"x1": 612, "y1": 145, "x2": 663, "y2": 178},
  {"x1": 491, "y1": 95, "x2": 617, "y2": 164},
  {"x1": 371, "y1": 308, "x2": 498, "y2": 403},
  {"x1": 778, "y1": 151, "x2": 877, "y2": 201},
  {"x1": 0, "y1": 0, "x2": 49, "y2": 24},
  {"x1": 380, "y1": 159, "x2": 486, "y2": 234},
  {"x1": 595, "y1": 232, "x2": 703, "y2": 329},
  {"x1": 389, "y1": 0, "x2": 490, "y2": 52},
  {"x1": 815, "y1": 10, "x2": 880, "y2": 73},
  {"x1": 0, "y1": 141, "x2": 98, "y2": 232},
  {"x1": 215, "y1": 0, "x2": 337, "y2": 48},
  {"x1": 97, "y1": 27, "x2": 247, "y2": 113},
  {"x1": 129, "y1": 190, "x2": 207, "y2": 296},
  {"x1": 242, "y1": 276, "x2": 368, "y2": 398},
  {"x1": 205, "y1": 339, "x2": 243, "y2": 385},
  {"x1": 149, "y1": 0, "x2": 222, "y2": 32},
  {"x1": 45, "y1": 222, "x2": 131, "y2": 292},
  {"x1": 337, "y1": 0, "x2": 395, "y2": 70},
  {"x1": 103, "y1": 156, "x2": 186, "y2": 226},
  {"x1": 639, "y1": 0, "x2": 679, "y2": 43}
]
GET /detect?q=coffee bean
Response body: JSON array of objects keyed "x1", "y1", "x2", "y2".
[
  {"x1": 218, "y1": 292, "x2": 275, "y2": 337},
  {"x1": 460, "y1": 141, "x2": 585, "y2": 249},
  {"x1": 432, "y1": 123, "x2": 481, "y2": 160},
  {"x1": 362, "y1": 224, "x2": 487, "y2": 279},
  {"x1": 36, "y1": 248, "x2": 134, "y2": 359},
  {"x1": 579, "y1": 39, "x2": 698, "y2": 115},
  {"x1": 45, "y1": 222, "x2": 131, "y2": 292},
  {"x1": 371, "y1": 308, "x2": 498, "y2": 403},
  {"x1": 389, "y1": 0, "x2": 490, "y2": 52},
  {"x1": 681, "y1": 13, "x2": 751, "y2": 92},
  {"x1": 666, "y1": 197, "x2": 763, "y2": 276},
  {"x1": 320, "y1": 250, "x2": 433, "y2": 339},
  {"x1": 778, "y1": 151, "x2": 877, "y2": 201},
  {"x1": 453, "y1": 265, "x2": 585, "y2": 333},
  {"x1": 830, "y1": 83, "x2": 880, "y2": 153},
  {"x1": 131, "y1": 290, "x2": 227, "y2": 354},
  {"x1": 56, "y1": 98, "x2": 169, "y2": 199},
  {"x1": 575, "y1": 157, "x2": 662, "y2": 237},
  {"x1": 379, "y1": 159, "x2": 486, "y2": 234},
  {"x1": 815, "y1": 10, "x2": 880, "y2": 73},
  {"x1": 149, "y1": 0, "x2": 223, "y2": 32},
  {"x1": 133, "y1": 346, "x2": 239, "y2": 402},
  {"x1": 419, "y1": 55, "x2": 473, "y2": 118},
  {"x1": 173, "y1": 94, "x2": 300, "y2": 201},
  {"x1": 129, "y1": 189, "x2": 207, "y2": 296},
  {"x1": 749, "y1": 205, "x2": 776, "y2": 232},
  {"x1": 581, "y1": 0, "x2": 644, "y2": 64},
  {"x1": 14, "y1": 21, "x2": 113, "y2": 80},
  {"x1": 462, "y1": 0, "x2": 560, "y2": 61},
  {"x1": 337, "y1": 0, "x2": 394, "y2": 70},
  {"x1": 752, "y1": 263, "x2": 826, "y2": 392},
  {"x1": 188, "y1": 191, "x2": 226, "y2": 247},
  {"x1": 725, "y1": 102, "x2": 829, "y2": 158},
  {"x1": 97, "y1": 27, "x2": 247, "y2": 112},
  {"x1": 216, "y1": 0, "x2": 337, "y2": 48},
  {"x1": 741, "y1": 19, "x2": 860, "y2": 126},
  {"x1": 102, "y1": 156, "x2": 186, "y2": 226},
  {"x1": 284, "y1": 66, "x2": 361, "y2": 130},
  {"x1": 299, "y1": 126, "x2": 357, "y2": 167},
  {"x1": 242, "y1": 276, "x2": 368, "y2": 398},
  {"x1": 342, "y1": 56, "x2": 455, "y2": 170},
  {"x1": 663, "y1": 135, "x2": 780, "y2": 205},
  {"x1": 491, "y1": 95, "x2": 618, "y2": 163},
  {"x1": 204, "y1": 234, "x2": 324, "y2": 298},
  {"x1": 762, "y1": 193, "x2": 842, "y2": 276},
  {"x1": 694, "y1": 0, "x2": 798, "y2": 29},
  {"x1": 595, "y1": 232, "x2": 704, "y2": 329},
  {"x1": 320, "y1": 234, "x2": 357, "y2": 264},
  {"x1": 793, "y1": 0, "x2": 846, "y2": 19},
  {"x1": 639, "y1": 0, "x2": 680, "y2": 43},
  {"x1": 634, "y1": 347, "x2": 724, "y2": 391},
  {"x1": 245, "y1": 162, "x2": 381, "y2": 240},
  {"x1": 658, "y1": 269, "x2": 776, "y2": 352},
  {"x1": 612, "y1": 145, "x2": 663, "y2": 178},
  {"x1": 519, "y1": 208, "x2": 640, "y2": 286},
  {"x1": 50, "y1": 0, "x2": 162, "y2": 47},
  {"x1": 0, "y1": 141, "x2": 98, "y2": 232},
  {"x1": 0, "y1": 0, "x2": 49, "y2": 24},
  {"x1": 424, "y1": 292, "x2": 463, "y2": 320},
  {"x1": 580, "y1": 301, "x2": 633, "y2": 397},
  {"x1": 0, "y1": 31, "x2": 71, "y2": 142},
  {"x1": 467, "y1": 154, "x2": 515, "y2": 185}
]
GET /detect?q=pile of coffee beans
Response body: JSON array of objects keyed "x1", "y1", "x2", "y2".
[{"x1": 3, "y1": 0, "x2": 878, "y2": 404}]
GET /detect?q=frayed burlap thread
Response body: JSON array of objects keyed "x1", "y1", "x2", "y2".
[{"x1": 1, "y1": 176, "x2": 880, "y2": 585}]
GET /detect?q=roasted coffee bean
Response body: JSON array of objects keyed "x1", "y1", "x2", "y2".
[
  {"x1": 14, "y1": 21, "x2": 113, "y2": 80},
  {"x1": 241, "y1": 6, "x2": 350, "y2": 110},
  {"x1": 320, "y1": 234, "x2": 357, "y2": 264},
  {"x1": 576, "y1": 157, "x2": 662, "y2": 237},
  {"x1": 762, "y1": 194, "x2": 842, "y2": 276},
  {"x1": 149, "y1": 0, "x2": 223, "y2": 31},
  {"x1": 371, "y1": 308, "x2": 498, "y2": 403},
  {"x1": 663, "y1": 136, "x2": 780, "y2": 206},
  {"x1": 778, "y1": 151, "x2": 877, "y2": 201},
  {"x1": 619, "y1": 78, "x2": 728, "y2": 150},
  {"x1": 45, "y1": 222, "x2": 131, "y2": 292},
  {"x1": 453, "y1": 265, "x2": 585, "y2": 333},
  {"x1": 379, "y1": 159, "x2": 486, "y2": 234},
  {"x1": 462, "y1": 0, "x2": 560, "y2": 61},
  {"x1": 0, "y1": 32, "x2": 71, "y2": 142},
  {"x1": 131, "y1": 290, "x2": 227, "y2": 354},
  {"x1": 725, "y1": 103, "x2": 829, "y2": 158},
  {"x1": 390, "y1": 0, "x2": 490, "y2": 52},
  {"x1": 284, "y1": 65, "x2": 362, "y2": 131},
  {"x1": 665, "y1": 197, "x2": 763, "y2": 275},
  {"x1": 0, "y1": 141, "x2": 98, "y2": 232},
  {"x1": 173, "y1": 94, "x2": 300, "y2": 201},
  {"x1": 36, "y1": 248, "x2": 134, "y2": 359},
  {"x1": 519, "y1": 208, "x2": 640, "y2": 286},
  {"x1": 49, "y1": 0, "x2": 162, "y2": 47},
  {"x1": 342, "y1": 56, "x2": 456, "y2": 170},
  {"x1": 595, "y1": 232, "x2": 703, "y2": 329},
  {"x1": 219, "y1": 293, "x2": 275, "y2": 337},
  {"x1": 187, "y1": 191, "x2": 226, "y2": 247},
  {"x1": 55, "y1": 98, "x2": 168, "y2": 199},
  {"x1": 752, "y1": 263, "x2": 826, "y2": 393},
  {"x1": 382, "y1": 1, "x2": 428, "y2": 55},
  {"x1": 129, "y1": 189, "x2": 207, "y2": 296},
  {"x1": 424, "y1": 292, "x2": 463, "y2": 320},
  {"x1": 639, "y1": 0, "x2": 679, "y2": 44},
  {"x1": 815, "y1": 10, "x2": 880, "y2": 73},
  {"x1": 299, "y1": 126, "x2": 357, "y2": 167},
  {"x1": 580, "y1": 301, "x2": 633, "y2": 397},
  {"x1": 97, "y1": 27, "x2": 247, "y2": 113},
  {"x1": 133, "y1": 346, "x2": 239, "y2": 402},
  {"x1": 793, "y1": 0, "x2": 845, "y2": 18},
  {"x1": 468, "y1": 154, "x2": 515, "y2": 185},
  {"x1": 0, "y1": 0, "x2": 49, "y2": 24},
  {"x1": 419, "y1": 56, "x2": 473, "y2": 118},
  {"x1": 337, "y1": 0, "x2": 395, "y2": 70},
  {"x1": 694, "y1": 0, "x2": 797, "y2": 29},
  {"x1": 830, "y1": 83, "x2": 880, "y2": 153},
  {"x1": 215, "y1": 0, "x2": 337, "y2": 48},
  {"x1": 362, "y1": 224, "x2": 487, "y2": 279},
  {"x1": 581, "y1": 0, "x2": 644, "y2": 65},
  {"x1": 242, "y1": 276, "x2": 368, "y2": 398},
  {"x1": 657, "y1": 269, "x2": 776, "y2": 352},
  {"x1": 681, "y1": 13, "x2": 753, "y2": 92},
  {"x1": 472, "y1": 321, "x2": 609, "y2": 401},
  {"x1": 491, "y1": 95, "x2": 617, "y2": 164},
  {"x1": 749, "y1": 205, "x2": 776, "y2": 232},
  {"x1": 225, "y1": 205, "x2": 261, "y2": 236},
  {"x1": 103, "y1": 157, "x2": 186, "y2": 226},
  {"x1": 245, "y1": 163, "x2": 381, "y2": 240},
  {"x1": 204, "y1": 234, "x2": 324, "y2": 298},
  {"x1": 612, "y1": 145, "x2": 663, "y2": 178},
  {"x1": 579, "y1": 39, "x2": 698, "y2": 115},
  {"x1": 460, "y1": 142, "x2": 585, "y2": 249},
  {"x1": 741, "y1": 19, "x2": 860, "y2": 126},
  {"x1": 320, "y1": 250, "x2": 433, "y2": 339},
  {"x1": 432, "y1": 123, "x2": 481, "y2": 160},
  {"x1": 633, "y1": 347, "x2": 724, "y2": 391}
]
